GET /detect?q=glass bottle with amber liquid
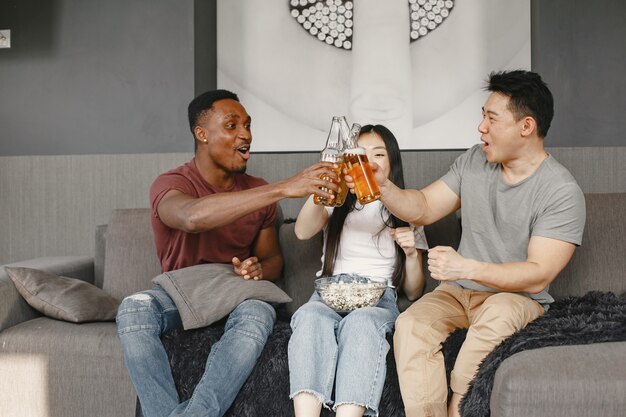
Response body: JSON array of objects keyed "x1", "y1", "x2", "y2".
[
  {"x1": 314, "y1": 116, "x2": 349, "y2": 207},
  {"x1": 343, "y1": 123, "x2": 381, "y2": 205}
]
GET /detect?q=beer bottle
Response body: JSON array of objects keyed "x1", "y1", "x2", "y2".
[
  {"x1": 343, "y1": 123, "x2": 381, "y2": 205},
  {"x1": 313, "y1": 116, "x2": 346, "y2": 207},
  {"x1": 333, "y1": 117, "x2": 350, "y2": 207}
]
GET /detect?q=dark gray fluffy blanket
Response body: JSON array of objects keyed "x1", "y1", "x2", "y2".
[
  {"x1": 161, "y1": 320, "x2": 405, "y2": 417},
  {"x1": 161, "y1": 291, "x2": 625, "y2": 417}
]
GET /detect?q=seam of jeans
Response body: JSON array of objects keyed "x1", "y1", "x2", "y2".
[
  {"x1": 375, "y1": 318, "x2": 396, "y2": 334},
  {"x1": 325, "y1": 320, "x2": 340, "y2": 395},
  {"x1": 366, "y1": 325, "x2": 387, "y2": 414},
  {"x1": 229, "y1": 328, "x2": 268, "y2": 345},
  {"x1": 184, "y1": 338, "x2": 223, "y2": 416},
  {"x1": 117, "y1": 323, "x2": 160, "y2": 335},
  {"x1": 237, "y1": 314, "x2": 274, "y2": 332}
]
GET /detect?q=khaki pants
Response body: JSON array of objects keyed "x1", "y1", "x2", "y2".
[{"x1": 394, "y1": 283, "x2": 544, "y2": 417}]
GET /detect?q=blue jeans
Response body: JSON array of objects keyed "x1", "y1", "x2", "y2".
[
  {"x1": 116, "y1": 285, "x2": 276, "y2": 417},
  {"x1": 288, "y1": 287, "x2": 399, "y2": 417}
]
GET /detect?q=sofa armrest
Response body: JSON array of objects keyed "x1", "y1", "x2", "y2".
[
  {"x1": 490, "y1": 342, "x2": 626, "y2": 417},
  {"x1": 0, "y1": 256, "x2": 94, "y2": 332}
]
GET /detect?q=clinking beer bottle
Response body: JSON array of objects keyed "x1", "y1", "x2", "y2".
[
  {"x1": 313, "y1": 116, "x2": 348, "y2": 207},
  {"x1": 333, "y1": 117, "x2": 350, "y2": 207},
  {"x1": 343, "y1": 123, "x2": 381, "y2": 205}
]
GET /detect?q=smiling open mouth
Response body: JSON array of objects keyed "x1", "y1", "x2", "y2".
[{"x1": 237, "y1": 145, "x2": 250, "y2": 159}]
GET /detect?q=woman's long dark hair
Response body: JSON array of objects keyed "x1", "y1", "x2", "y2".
[{"x1": 321, "y1": 124, "x2": 409, "y2": 288}]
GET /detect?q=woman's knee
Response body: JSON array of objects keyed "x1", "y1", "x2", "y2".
[
  {"x1": 340, "y1": 307, "x2": 396, "y2": 335},
  {"x1": 291, "y1": 300, "x2": 336, "y2": 329}
]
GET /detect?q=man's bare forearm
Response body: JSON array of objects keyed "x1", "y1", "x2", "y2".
[
  {"x1": 466, "y1": 260, "x2": 552, "y2": 294},
  {"x1": 179, "y1": 182, "x2": 288, "y2": 232},
  {"x1": 380, "y1": 181, "x2": 429, "y2": 226}
]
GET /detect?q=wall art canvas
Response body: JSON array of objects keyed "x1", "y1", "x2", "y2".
[{"x1": 217, "y1": 0, "x2": 530, "y2": 151}]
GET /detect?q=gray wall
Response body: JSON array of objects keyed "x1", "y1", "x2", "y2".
[
  {"x1": 532, "y1": 0, "x2": 626, "y2": 147},
  {"x1": 0, "y1": 0, "x2": 199, "y2": 156}
]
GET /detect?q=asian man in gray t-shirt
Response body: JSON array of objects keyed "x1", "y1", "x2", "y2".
[{"x1": 346, "y1": 70, "x2": 585, "y2": 417}]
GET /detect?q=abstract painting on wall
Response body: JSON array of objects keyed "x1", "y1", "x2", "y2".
[{"x1": 218, "y1": 0, "x2": 530, "y2": 151}]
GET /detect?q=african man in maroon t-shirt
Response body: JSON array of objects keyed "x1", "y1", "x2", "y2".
[{"x1": 117, "y1": 90, "x2": 337, "y2": 417}]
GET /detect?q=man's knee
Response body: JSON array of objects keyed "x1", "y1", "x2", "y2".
[
  {"x1": 116, "y1": 292, "x2": 160, "y2": 334},
  {"x1": 229, "y1": 299, "x2": 276, "y2": 337},
  {"x1": 119, "y1": 292, "x2": 153, "y2": 310},
  {"x1": 394, "y1": 310, "x2": 437, "y2": 346},
  {"x1": 477, "y1": 292, "x2": 543, "y2": 329}
]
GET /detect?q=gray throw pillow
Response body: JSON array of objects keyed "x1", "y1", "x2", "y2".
[
  {"x1": 5, "y1": 266, "x2": 119, "y2": 323},
  {"x1": 152, "y1": 263, "x2": 292, "y2": 330}
]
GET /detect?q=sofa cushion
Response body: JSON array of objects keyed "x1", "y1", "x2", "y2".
[
  {"x1": 550, "y1": 193, "x2": 626, "y2": 298},
  {"x1": 0, "y1": 317, "x2": 136, "y2": 417},
  {"x1": 5, "y1": 266, "x2": 119, "y2": 323},
  {"x1": 1, "y1": 256, "x2": 95, "y2": 332},
  {"x1": 490, "y1": 342, "x2": 626, "y2": 417},
  {"x1": 103, "y1": 209, "x2": 161, "y2": 301},
  {"x1": 153, "y1": 263, "x2": 292, "y2": 330}
]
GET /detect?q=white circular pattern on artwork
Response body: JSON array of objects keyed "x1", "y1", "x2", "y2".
[{"x1": 289, "y1": 0, "x2": 454, "y2": 50}]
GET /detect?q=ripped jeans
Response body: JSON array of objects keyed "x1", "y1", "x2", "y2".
[
  {"x1": 288, "y1": 287, "x2": 399, "y2": 417},
  {"x1": 116, "y1": 285, "x2": 275, "y2": 417}
]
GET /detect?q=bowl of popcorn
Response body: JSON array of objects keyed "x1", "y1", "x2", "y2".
[{"x1": 315, "y1": 275, "x2": 387, "y2": 313}]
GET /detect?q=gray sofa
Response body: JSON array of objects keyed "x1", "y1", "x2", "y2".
[{"x1": 1, "y1": 193, "x2": 625, "y2": 417}]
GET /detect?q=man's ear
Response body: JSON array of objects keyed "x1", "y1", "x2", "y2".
[
  {"x1": 520, "y1": 116, "x2": 536, "y2": 137},
  {"x1": 194, "y1": 126, "x2": 207, "y2": 143}
]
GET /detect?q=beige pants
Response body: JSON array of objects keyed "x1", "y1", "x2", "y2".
[{"x1": 394, "y1": 283, "x2": 544, "y2": 417}]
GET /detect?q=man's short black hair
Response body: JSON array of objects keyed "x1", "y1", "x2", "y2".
[
  {"x1": 486, "y1": 70, "x2": 554, "y2": 138},
  {"x1": 187, "y1": 89, "x2": 239, "y2": 134}
]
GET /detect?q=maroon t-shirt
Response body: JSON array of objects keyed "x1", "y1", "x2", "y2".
[{"x1": 150, "y1": 159, "x2": 277, "y2": 272}]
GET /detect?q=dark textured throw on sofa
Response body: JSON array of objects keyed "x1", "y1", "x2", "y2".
[
  {"x1": 161, "y1": 291, "x2": 626, "y2": 417},
  {"x1": 161, "y1": 321, "x2": 406, "y2": 417}
]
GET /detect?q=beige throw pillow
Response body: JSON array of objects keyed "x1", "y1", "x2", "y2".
[
  {"x1": 152, "y1": 263, "x2": 292, "y2": 330},
  {"x1": 5, "y1": 266, "x2": 119, "y2": 323}
]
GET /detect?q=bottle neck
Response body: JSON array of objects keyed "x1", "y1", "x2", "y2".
[{"x1": 345, "y1": 123, "x2": 362, "y2": 150}]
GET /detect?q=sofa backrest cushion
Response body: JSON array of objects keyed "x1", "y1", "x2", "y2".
[
  {"x1": 94, "y1": 224, "x2": 107, "y2": 289},
  {"x1": 278, "y1": 222, "x2": 323, "y2": 316},
  {"x1": 550, "y1": 192, "x2": 626, "y2": 299},
  {"x1": 422, "y1": 211, "x2": 462, "y2": 293},
  {"x1": 103, "y1": 209, "x2": 161, "y2": 301}
]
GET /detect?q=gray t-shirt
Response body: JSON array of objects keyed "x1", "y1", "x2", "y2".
[{"x1": 440, "y1": 144, "x2": 586, "y2": 305}]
